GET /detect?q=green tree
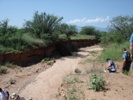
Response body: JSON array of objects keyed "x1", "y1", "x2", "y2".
[
  {"x1": 80, "y1": 26, "x2": 95, "y2": 35},
  {"x1": 0, "y1": 19, "x2": 9, "y2": 35},
  {"x1": 0, "y1": 19, "x2": 18, "y2": 35},
  {"x1": 59, "y1": 23, "x2": 77, "y2": 39},
  {"x1": 109, "y1": 15, "x2": 133, "y2": 39},
  {"x1": 24, "y1": 11, "x2": 63, "y2": 40},
  {"x1": 80, "y1": 26, "x2": 102, "y2": 38}
]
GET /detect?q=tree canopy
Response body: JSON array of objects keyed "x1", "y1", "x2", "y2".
[
  {"x1": 80, "y1": 26, "x2": 102, "y2": 38},
  {"x1": 108, "y1": 15, "x2": 133, "y2": 39},
  {"x1": 24, "y1": 11, "x2": 63, "y2": 39}
]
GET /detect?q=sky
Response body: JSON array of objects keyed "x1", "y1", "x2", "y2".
[{"x1": 0, "y1": 0, "x2": 133, "y2": 28}]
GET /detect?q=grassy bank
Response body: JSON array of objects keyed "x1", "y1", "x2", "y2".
[{"x1": 98, "y1": 41, "x2": 129, "y2": 62}]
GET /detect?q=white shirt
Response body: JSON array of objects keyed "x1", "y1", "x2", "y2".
[{"x1": 0, "y1": 90, "x2": 8, "y2": 100}]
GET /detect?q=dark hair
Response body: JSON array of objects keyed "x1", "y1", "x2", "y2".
[
  {"x1": 122, "y1": 48, "x2": 126, "y2": 51},
  {"x1": 106, "y1": 58, "x2": 110, "y2": 62}
]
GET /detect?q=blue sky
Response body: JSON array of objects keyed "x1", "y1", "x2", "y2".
[{"x1": 0, "y1": 0, "x2": 133, "y2": 28}]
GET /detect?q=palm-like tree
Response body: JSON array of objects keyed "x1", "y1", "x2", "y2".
[
  {"x1": 0, "y1": 19, "x2": 8, "y2": 35},
  {"x1": 24, "y1": 11, "x2": 63, "y2": 39}
]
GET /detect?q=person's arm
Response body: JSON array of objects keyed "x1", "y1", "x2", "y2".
[
  {"x1": 122, "y1": 58, "x2": 126, "y2": 69},
  {"x1": 122, "y1": 53, "x2": 127, "y2": 72},
  {"x1": 105, "y1": 62, "x2": 111, "y2": 70},
  {"x1": 3, "y1": 91, "x2": 8, "y2": 100},
  {"x1": 130, "y1": 33, "x2": 133, "y2": 59},
  {"x1": 130, "y1": 42, "x2": 133, "y2": 59}
]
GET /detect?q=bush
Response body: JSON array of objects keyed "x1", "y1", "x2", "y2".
[
  {"x1": 63, "y1": 75, "x2": 81, "y2": 84},
  {"x1": 43, "y1": 57, "x2": 51, "y2": 61},
  {"x1": 90, "y1": 74, "x2": 106, "y2": 92},
  {"x1": 67, "y1": 85, "x2": 85, "y2": 100},
  {"x1": 46, "y1": 61, "x2": 53, "y2": 65},
  {"x1": 100, "y1": 32, "x2": 126, "y2": 44},
  {"x1": 9, "y1": 78, "x2": 16, "y2": 84},
  {"x1": 0, "y1": 66, "x2": 7, "y2": 74},
  {"x1": 0, "y1": 32, "x2": 34, "y2": 53}
]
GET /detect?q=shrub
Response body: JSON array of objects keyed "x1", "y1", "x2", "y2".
[
  {"x1": 67, "y1": 85, "x2": 85, "y2": 100},
  {"x1": 63, "y1": 75, "x2": 81, "y2": 84},
  {"x1": 43, "y1": 57, "x2": 51, "y2": 61},
  {"x1": 67, "y1": 85, "x2": 78, "y2": 100},
  {"x1": 90, "y1": 74, "x2": 106, "y2": 92},
  {"x1": 46, "y1": 61, "x2": 53, "y2": 65},
  {"x1": 0, "y1": 66, "x2": 7, "y2": 74},
  {"x1": 4, "y1": 62, "x2": 14, "y2": 68},
  {"x1": 100, "y1": 32, "x2": 125, "y2": 44},
  {"x1": 9, "y1": 78, "x2": 16, "y2": 84}
]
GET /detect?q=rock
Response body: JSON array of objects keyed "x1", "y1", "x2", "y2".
[{"x1": 75, "y1": 68, "x2": 81, "y2": 74}]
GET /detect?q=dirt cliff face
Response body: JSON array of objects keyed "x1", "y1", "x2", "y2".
[{"x1": 0, "y1": 39, "x2": 99, "y2": 66}]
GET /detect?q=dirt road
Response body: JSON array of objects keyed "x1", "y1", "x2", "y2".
[{"x1": 19, "y1": 45, "x2": 102, "y2": 100}]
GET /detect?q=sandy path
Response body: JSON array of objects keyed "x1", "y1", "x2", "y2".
[{"x1": 19, "y1": 45, "x2": 102, "y2": 100}]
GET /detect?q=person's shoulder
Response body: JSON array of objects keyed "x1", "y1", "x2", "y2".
[
  {"x1": 123, "y1": 52, "x2": 127, "y2": 57},
  {"x1": 131, "y1": 33, "x2": 133, "y2": 38},
  {"x1": 130, "y1": 33, "x2": 133, "y2": 42},
  {"x1": 131, "y1": 33, "x2": 133, "y2": 36}
]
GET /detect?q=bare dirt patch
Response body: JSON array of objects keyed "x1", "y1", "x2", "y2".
[{"x1": 0, "y1": 60, "x2": 54, "y2": 97}]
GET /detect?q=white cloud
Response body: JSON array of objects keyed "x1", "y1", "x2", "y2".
[{"x1": 67, "y1": 16, "x2": 109, "y2": 26}]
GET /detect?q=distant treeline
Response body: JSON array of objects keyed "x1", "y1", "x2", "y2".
[{"x1": 0, "y1": 11, "x2": 133, "y2": 53}]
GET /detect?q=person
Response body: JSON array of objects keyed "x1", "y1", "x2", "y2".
[
  {"x1": 130, "y1": 33, "x2": 133, "y2": 70},
  {"x1": 0, "y1": 88, "x2": 9, "y2": 100},
  {"x1": 122, "y1": 48, "x2": 131, "y2": 73},
  {"x1": 104, "y1": 58, "x2": 116, "y2": 73},
  {"x1": 130, "y1": 33, "x2": 133, "y2": 59}
]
